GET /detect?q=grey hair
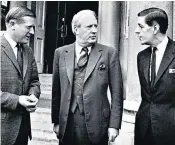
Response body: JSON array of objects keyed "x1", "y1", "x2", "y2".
[{"x1": 71, "y1": 9, "x2": 97, "y2": 35}]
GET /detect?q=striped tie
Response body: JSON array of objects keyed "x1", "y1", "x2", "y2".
[{"x1": 77, "y1": 47, "x2": 89, "y2": 68}]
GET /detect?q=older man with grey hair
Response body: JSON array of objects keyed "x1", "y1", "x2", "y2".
[{"x1": 52, "y1": 9, "x2": 123, "y2": 145}]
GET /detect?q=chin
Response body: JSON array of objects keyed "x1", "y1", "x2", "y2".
[{"x1": 89, "y1": 40, "x2": 97, "y2": 44}]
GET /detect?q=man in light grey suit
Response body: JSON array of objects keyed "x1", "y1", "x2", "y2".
[
  {"x1": 1, "y1": 7, "x2": 40, "y2": 145},
  {"x1": 52, "y1": 10, "x2": 123, "y2": 145}
]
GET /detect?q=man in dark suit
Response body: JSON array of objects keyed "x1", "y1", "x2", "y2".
[
  {"x1": 1, "y1": 7, "x2": 40, "y2": 145},
  {"x1": 135, "y1": 7, "x2": 175, "y2": 145},
  {"x1": 52, "y1": 10, "x2": 123, "y2": 145}
]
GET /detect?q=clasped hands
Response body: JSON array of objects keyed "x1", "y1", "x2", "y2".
[{"x1": 18, "y1": 94, "x2": 38, "y2": 112}]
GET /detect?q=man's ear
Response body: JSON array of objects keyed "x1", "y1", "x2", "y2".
[
  {"x1": 153, "y1": 21, "x2": 160, "y2": 35},
  {"x1": 8, "y1": 19, "x2": 17, "y2": 30},
  {"x1": 74, "y1": 26, "x2": 79, "y2": 35}
]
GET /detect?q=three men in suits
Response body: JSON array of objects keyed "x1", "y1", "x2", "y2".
[
  {"x1": 1, "y1": 7, "x2": 40, "y2": 145},
  {"x1": 52, "y1": 10, "x2": 123, "y2": 145},
  {"x1": 135, "y1": 7, "x2": 175, "y2": 145}
]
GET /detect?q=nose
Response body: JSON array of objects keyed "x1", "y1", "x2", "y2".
[
  {"x1": 92, "y1": 25, "x2": 97, "y2": 33},
  {"x1": 135, "y1": 26, "x2": 139, "y2": 34},
  {"x1": 29, "y1": 27, "x2": 35, "y2": 35}
]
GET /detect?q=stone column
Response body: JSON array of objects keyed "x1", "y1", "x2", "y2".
[
  {"x1": 97, "y1": 1, "x2": 120, "y2": 49},
  {"x1": 173, "y1": 2, "x2": 175, "y2": 40}
]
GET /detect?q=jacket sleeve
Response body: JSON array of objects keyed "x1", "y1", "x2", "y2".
[
  {"x1": 52, "y1": 49, "x2": 61, "y2": 124},
  {"x1": 108, "y1": 47, "x2": 123, "y2": 129},
  {"x1": 0, "y1": 91, "x2": 19, "y2": 110}
]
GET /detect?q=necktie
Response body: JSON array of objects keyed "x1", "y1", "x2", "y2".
[
  {"x1": 77, "y1": 47, "x2": 89, "y2": 68},
  {"x1": 17, "y1": 44, "x2": 23, "y2": 76},
  {"x1": 150, "y1": 47, "x2": 157, "y2": 88}
]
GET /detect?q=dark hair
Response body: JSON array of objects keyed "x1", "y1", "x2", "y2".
[
  {"x1": 5, "y1": 6, "x2": 36, "y2": 23},
  {"x1": 138, "y1": 7, "x2": 168, "y2": 34}
]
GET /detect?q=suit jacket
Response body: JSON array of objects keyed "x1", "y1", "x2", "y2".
[
  {"x1": 1, "y1": 35, "x2": 41, "y2": 145},
  {"x1": 135, "y1": 38, "x2": 175, "y2": 145},
  {"x1": 52, "y1": 43, "x2": 123, "y2": 144}
]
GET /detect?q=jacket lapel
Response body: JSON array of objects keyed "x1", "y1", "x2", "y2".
[
  {"x1": 84, "y1": 44, "x2": 102, "y2": 83},
  {"x1": 143, "y1": 47, "x2": 151, "y2": 86},
  {"x1": 1, "y1": 35, "x2": 22, "y2": 76},
  {"x1": 65, "y1": 44, "x2": 75, "y2": 86},
  {"x1": 154, "y1": 39, "x2": 175, "y2": 86}
]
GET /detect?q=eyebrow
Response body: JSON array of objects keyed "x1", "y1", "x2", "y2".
[{"x1": 138, "y1": 23, "x2": 144, "y2": 27}]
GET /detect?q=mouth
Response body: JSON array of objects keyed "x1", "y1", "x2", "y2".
[
  {"x1": 90, "y1": 36, "x2": 96, "y2": 39},
  {"x1": 26, "y1": 36, "x2": 30, "y2": 39}
]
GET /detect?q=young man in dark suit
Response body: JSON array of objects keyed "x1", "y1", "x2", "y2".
[
  {"x1": 135, "y1": 7, "x2": 175, "y2": 145},
  {"x1": 1, "y1": 7, "x2": 40, "y2": 145},
  {"x1": 52, "y1": 10, "x2": 123, "y2": 145}
]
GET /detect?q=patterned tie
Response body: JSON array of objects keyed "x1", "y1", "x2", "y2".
[
  {"x1": 77, "y1": 47, "x2": 89, "y2": 68},
  {"x1": 150, "y1": 47, "x2": 157, "y2": 88},
  {"x1": 17, "y1": 44, "x2": 23, "y2": 76}
]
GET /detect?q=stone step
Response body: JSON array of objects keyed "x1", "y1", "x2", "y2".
[
  {"x1": 28, "y1": 139, "x2": 58, "y2": 145},
  {"x1": 39, "y1": 74, "x2": 52, "y2": 94},
  {"x1": 31, "y1": 107, "x2": 51, "y2": 123},
  {"x1": 31, "y1": 121, "x2": 53, "y2": 132},
  {"x1": 31, "y1": 129, "x2": 58, "y2": 142},
  {"x1": 30, "y1": 107, "x2": 58, "y2": 144},
  {"x1": 37, "y1": 95, "x2": 51, "y2": 108},
  {"x1": 40, "y1": 93, "x2": 52, "y2": 100}
]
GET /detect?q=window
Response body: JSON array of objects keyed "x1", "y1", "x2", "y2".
[{"x1": 1, "y1": 1, "x2": 10, "y2": 30}]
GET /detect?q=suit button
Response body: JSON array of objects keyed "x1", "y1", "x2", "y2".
[
  {"x1": 65, "y1": 114, "x2": 68, "y2": 116},
  {"x1": 86, "y1": 111, "x2": 90, "y2": 115}
]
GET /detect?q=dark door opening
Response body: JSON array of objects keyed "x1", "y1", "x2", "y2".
[{"x1": 44, "y1": 1, "x2": 98, "y2": 73}]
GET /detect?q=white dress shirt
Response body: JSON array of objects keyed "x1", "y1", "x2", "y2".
[
  {"x1": 152, "y1": 36, "x2": 168, "y2": 75},
  {"x1": 4, "y1": 33, "x2": 18, "y2": 59},
  {"x1": 75, "y1": 42, "x2": 91, "y2": 62}
]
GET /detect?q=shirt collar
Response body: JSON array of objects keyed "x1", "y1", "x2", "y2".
[
  {"x1": 154, "y1": 36, "x2": 168, "y2": 52},
  {"x1": 75, "y1": 42, "x2": 91, "y2": 55},
  {"x1": 4, "y1": 33, "x2": 17, "y2": 49}
]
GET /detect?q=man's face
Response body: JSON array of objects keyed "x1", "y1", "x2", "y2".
[
  {"x1": 135, "y1": 16, "x2": 155, "y2": 45},
  {"x1": 76, "y1": 14, "x2": 98, "y2": 46},
  {"x1": 13, "y1": 16, "x2": 36, "y2": 44}
]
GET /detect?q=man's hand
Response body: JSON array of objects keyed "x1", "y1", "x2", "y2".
[
  {"x1": 108, "y1": 128, "x2": 119, "y2": 143},
  {"x1": 29, "y1": 94, "x2": 38, "y2": 103},
  {"x1": 18, "y1": 94, "x2": 38, "y2": 112},
  {"x1": 53, "y1": 124, "x2": 59, "y2": 135},
  {"x1": 26, "y1": 106, "x2": 37, "y2": 112}
]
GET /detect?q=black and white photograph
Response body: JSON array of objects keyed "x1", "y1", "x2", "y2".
[{"x1": 1, "y1": 1, "x2": 175, "y2": 145}]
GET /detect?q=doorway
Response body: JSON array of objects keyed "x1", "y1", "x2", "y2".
[{"x1": 44, "y1": 1, "x2": 99, "y2": 73}]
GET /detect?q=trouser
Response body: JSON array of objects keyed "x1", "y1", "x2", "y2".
[
  {"x1": 61, "y1": 108, "x2": 108, "y2": 145},
  {"x1": 13, "y1": 114, "x2": 29, "y2": 145},
  {"x1": 135, "y1": 120, "x2": 155, "y2": 145}
]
